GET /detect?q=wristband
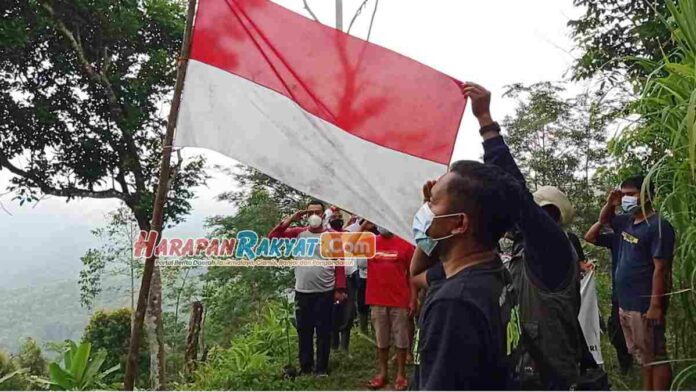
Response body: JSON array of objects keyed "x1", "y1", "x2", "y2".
[{"x1": 479, "y1": 121, "x2": 501, "y2": 136}]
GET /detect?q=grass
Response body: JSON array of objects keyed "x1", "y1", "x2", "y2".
[{"x1": 290, "y1": 330, "x2": 413, "y2": 391}]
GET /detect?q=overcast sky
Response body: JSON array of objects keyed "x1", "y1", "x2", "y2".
[{"x1": 0, "y1": 0, "x2": 583, "y2": 288}]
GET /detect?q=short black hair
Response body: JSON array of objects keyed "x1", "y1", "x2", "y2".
[
  {"x1": 621, "y1": 175, "x2": 654, "y2": 198},
  {"x1": 307, "y1": 199, "x2": 325, "y2": 210},
  {"x1": 447, "y1": 160, "x2": 522, "y2": 247}
]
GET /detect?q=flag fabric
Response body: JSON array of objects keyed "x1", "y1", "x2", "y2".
[
  {"x1": 579, "y1": 270, "x2": 604, "y2": 365},
  {"x1": 175, "y1": 0, "x2": 466, "y2": 242}
]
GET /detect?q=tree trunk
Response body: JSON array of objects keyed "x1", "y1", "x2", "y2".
[
  {"x1": 123, "y1": 0, "x2": 197, "y2": 388},
  {"x1": 146, "y1": 267, "x2": 166, "y2": 390},
  {"x1": 184, "y1": 301, "x2": 204, "y2": 376}
]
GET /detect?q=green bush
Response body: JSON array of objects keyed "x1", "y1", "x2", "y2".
[
  {"x1": 83, "y1": 308, "x2": 148, "y2": 387},
  {"x1": 0, "y1": 350, "x2": 26, "y2": 391},
  {"x1": 35, "y1": 340, "x2": 119, "y2": 390},
  {"x1": 186, "y1": 301, "x2": 296, "y2": 390},
  {"x1": 611, "y1": 0, "x2": 696, "y2": 389},
  {"x1": 16, "y1": 338, "x2": 47, "y2": 378}
]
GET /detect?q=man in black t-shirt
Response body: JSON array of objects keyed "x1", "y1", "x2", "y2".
[{"x1": 409, "y1": 82, "x2": 574, "y2": 390}]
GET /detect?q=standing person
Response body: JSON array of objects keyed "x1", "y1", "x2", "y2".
[
  {"x1": 410, "y1": 82, "x2": 575, "y2": 390},
  {"x1": 327, "y1": 208, "x2": 357, "y2": 352},
  {"x1": 365, "y1": 225, "x2": 416, "y2": 391},
  {"x1": 585, "y1": 220, "x2": 633, "y2": 374},
  {"x1": 269, "y1": 200, "x2": 347, "y2": 376},
  {"x1": 346, "y1": 217, "x2": 371, "y2": 334},
  {"x1": 532, "y1": 186, "x2": 608, "y2": 387},
  {"x1": 586, "y1": 177, "x2": 675, "y2": 391},
  {"x1": 408, "y1": 264, "x2": 448, "y2": 390}
]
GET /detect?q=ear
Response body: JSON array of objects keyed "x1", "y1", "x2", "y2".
[{"x1": 451, "y1": 213, "x2": 470, "y2": 235}]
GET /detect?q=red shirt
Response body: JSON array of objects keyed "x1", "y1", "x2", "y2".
[{"x1": 366, "y1": 235, "x2": 414, "y2": 308}]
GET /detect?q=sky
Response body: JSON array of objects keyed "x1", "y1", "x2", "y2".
[{"x1": 0, "y1": 0, "x2": 583, "y2": 288}]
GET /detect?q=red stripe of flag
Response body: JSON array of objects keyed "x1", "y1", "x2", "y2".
[{"x1": 189, "y1": 0, "x2": 466, "y2": 165}]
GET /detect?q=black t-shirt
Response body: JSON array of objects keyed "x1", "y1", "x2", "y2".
[
  {"x1": 483, "y1": 136, "x2": 575, "y2": 292},
  {"x1": 417, "y1": 259, "x2": 509, "y2": 390},
  {"x1": 567, "y1": 232, "x2": 586, "y2": 262}
]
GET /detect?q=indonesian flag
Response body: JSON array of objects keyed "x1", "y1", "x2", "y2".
[{"x1": 175, "y1": 0, "x2": 466, "y2": 242}]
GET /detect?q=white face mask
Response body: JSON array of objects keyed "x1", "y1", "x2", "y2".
[
  {"x1": 621, "y1": 196, "x2": 639, "y2": 213},
  {"x1": 308, "y1": 214, "x2": 323, "y2": 228}
]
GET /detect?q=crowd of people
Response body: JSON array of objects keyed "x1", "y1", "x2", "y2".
[{"x1": 268, "y1": 82, "x2": 675, "y2": 391}]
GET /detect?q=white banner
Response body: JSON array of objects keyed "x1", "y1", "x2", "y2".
[{"x1": 579, "y1": 269, "x2": 604, "y2": 365}]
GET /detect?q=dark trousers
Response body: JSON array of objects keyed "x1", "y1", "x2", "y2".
[
  {"x1": 357, "y1": 277, "x2": 370, "y2": 332},
  {"x1": 295, "y1": 290, "x2": 334, "y2": 374},
  {"x1": 608, "y1": 299, "x2": 632, "y2": 372},
  {"x1": 332, "y1": 272, "x2": 357, "y2": 350}
]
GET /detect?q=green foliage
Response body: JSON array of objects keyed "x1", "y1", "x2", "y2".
[
  {"x1": 16, "y1": 338, "x2": 47, "y2": 378},
  {"x1": 79, "y1": 207, "x2": 142, "y2": 310},
  {"x1": 202, "y1": 181, "x2": 296, "y2": 346},
  {"x1": 36, "y1": 340, "x2": 119, "y2": 390},
  {"x1": 82, "y1": 308, "x2": 148, "y2": 387},
  {"x1": 186, "y1": 301, "x2": 296, "y2": 390},
  {"x1": 0, "y1": 280, "x2": 99, "y2": 354},
  {"x1": 0, "y1": 350, "x2": 26, "y2": 390},
  {"x1": 610, "y1": 0, "x2": 696, "y2": 388},
  {"x1": 211, "y1": 165, "x2": 313, "y2": 228},
  {"x1": 183, "y1": 299, "x2": 392, "y2": 391},
  {"x1": 568, "y1": 0, "x2": 675, "y2": 84},
  {"x1": 0, "y1": 0, "x2": 207, "y2": 229},
  {"x1": 502, "y1": 82, "x2": 619, "y2": 257}
]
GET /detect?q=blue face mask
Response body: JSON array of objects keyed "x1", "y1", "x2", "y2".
[
  {"x1": 621, "y1": 196, "x2": 639, "y2": 213},
  {"x1": 411, "y1": 203, "x2": 463, "y2": 256}
]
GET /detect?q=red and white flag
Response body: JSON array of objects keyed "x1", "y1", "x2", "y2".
[{"x1": 175, "y1": 0, "x2": 466, "y2": 242}]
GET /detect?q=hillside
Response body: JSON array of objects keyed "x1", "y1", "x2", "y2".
[{"x1": 0, "y1": 278, "x2": 129, "y2": 353}]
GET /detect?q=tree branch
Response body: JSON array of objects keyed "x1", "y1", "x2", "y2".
[
  {"x1": 39, "y1": 1, "x2": 123, "y2": 121},
  {"x1": 347, "y1": 0, "x2": 370, "y2": 34},
  {"x1": 302, "y1": 0, "x2": 320, "y2": 22},
  {"x1": 39, "y1": 1, "x2": 147, "y2": 194},
  {"x1": 347, "y1": 0, "x2": 379, "y2": 41},
  {"x1": 0, "y1": 155, "x2": 124, "y2": 201}
]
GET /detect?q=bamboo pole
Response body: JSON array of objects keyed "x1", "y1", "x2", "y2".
[
  {"x1": 123, "y1": 0, "x2": 197, "y2": 388},
  {"x1": 336, "y1": 0, "x2": 343, "y2": 31}
]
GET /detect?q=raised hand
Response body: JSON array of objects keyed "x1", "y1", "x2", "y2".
[{"x1": 460, "y1": 81, "x2": 493, "y2": 126}]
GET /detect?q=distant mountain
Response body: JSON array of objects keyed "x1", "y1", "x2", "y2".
[{"x1": 0, "y1": 278, "x2": 129, "y2": 353}]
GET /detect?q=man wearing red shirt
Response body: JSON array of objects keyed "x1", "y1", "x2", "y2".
[{"x1": 366, "y1": 226, "x2": 415, "y2": 390}]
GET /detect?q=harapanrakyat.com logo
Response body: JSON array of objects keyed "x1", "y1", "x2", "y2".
[{"x1": 133, "y1": 230, "x2": 376, "y2": 267}]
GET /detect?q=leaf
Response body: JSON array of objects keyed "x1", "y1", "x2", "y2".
[
  {"x1": 81, "y1": 349, "x2": 106, "y2": 387},
  {"x1": 0, "y1": 369, "x2": 24, "y2": 385},
  {"x1": 69, "y1": 342, "x2": 91, "y2": 385},
  {"x1": 99, "y1": 364, "x2": 121, "y2": 379},
  {"x1": 48, "y1": 362, "x2": 74, "y2": 390}
]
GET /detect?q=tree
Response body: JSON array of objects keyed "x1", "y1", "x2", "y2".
[
  {"x1": 502, "y1": 81, "x2": 620, "y2": 239},
  {"x1": 211, "y1": 165, "x2": 312, "y2": 225},
  {"x1": 202, "y1": 167, "x2": 301, "y2": 346},
  {"x1": 79, "y1": 207, "x2": 142, "y2": 311},
  {"x1": 0, "y1": 2, "x2": 208, "y2": 387},
  {"x1": 0, "y1": 0, "x2": 206, "y2": 231},
  {"x1": 610, "y1": 1, "x2": 696, "y2": 386},
  {"x1": 83, "y1": 309, "x2": 149, "y2": 387},
  {"x1": 16, "y1": 338, "x2": 47, "y2": 378},
  {"x1": 569, "y1": 0, "x2": 675, "y2": 84},
  {"x1": 0, "y1": 350, "x2": 25, "y2": 391}
]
